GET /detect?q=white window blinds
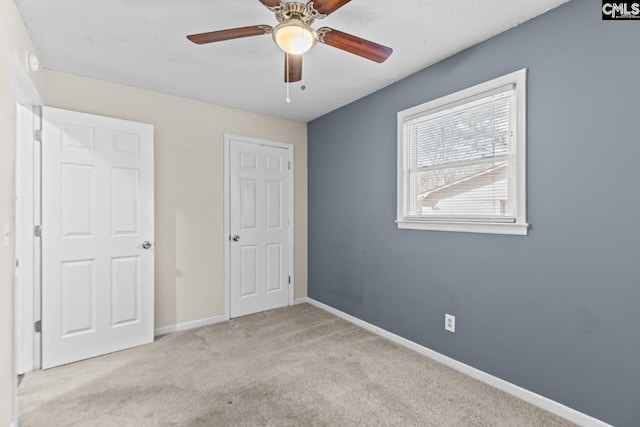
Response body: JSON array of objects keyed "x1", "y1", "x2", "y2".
[{"x1": 404, "y1": 88, "x2": 515, "y2": 221}]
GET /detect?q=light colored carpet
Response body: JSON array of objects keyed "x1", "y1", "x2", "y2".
[{"x1": 19, "y1": 303, "x2": 574, "y2": 426}]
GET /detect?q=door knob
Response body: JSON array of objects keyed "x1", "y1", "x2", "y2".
[
  {"x1": 142, "y1": 241, "x2": 153, "y2": 249},
  {"x1": 232, "y1": 235, "x2": 240, "y2": 242}
]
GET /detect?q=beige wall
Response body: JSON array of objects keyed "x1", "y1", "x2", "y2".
[
  {"x1": 2, "y1": 5, "x2": 307, "y2": 421},
  {"x1": 1, "y1": 0, "x2": 44, "y2": 424},
  {"x1": 44, "y1": 70, "x2": 308, "y2": 329}
]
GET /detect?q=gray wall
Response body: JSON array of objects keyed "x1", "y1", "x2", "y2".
[{"x1": 307, "y1": 1, "x2": 640, "y2": 425}]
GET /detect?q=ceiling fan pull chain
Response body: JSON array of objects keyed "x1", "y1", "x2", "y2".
[{"x1": 285, "y1": 54, "x2": 292, "y2": 103}]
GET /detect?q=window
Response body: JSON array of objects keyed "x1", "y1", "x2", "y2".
[{"x1": 397, "y1": 69, "x2": 528, "y2": 235}]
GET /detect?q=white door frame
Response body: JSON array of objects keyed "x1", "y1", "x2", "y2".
[
  {"x1": 223, "y1": 134, "x2": 294, "y2": 320},
  {"x1": 12, "y1": 53, "x2": 43, "y2": 422}
]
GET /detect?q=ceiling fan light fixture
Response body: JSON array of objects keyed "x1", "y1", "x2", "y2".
[{"x1": 273, "y1": 19, "x2": 316, "y2": 55}]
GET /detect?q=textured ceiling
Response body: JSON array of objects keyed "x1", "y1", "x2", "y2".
[{"x1": 16, "y1": 0, "x2": 570, "y2": 122}]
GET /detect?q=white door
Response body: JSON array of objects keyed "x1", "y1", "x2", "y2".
[
  {"x1": 42, "y1": 107, "x2": 154, "y2": 369},
  {"x1": 229, "y1": 138, "x2": 291, "y2": 318}
]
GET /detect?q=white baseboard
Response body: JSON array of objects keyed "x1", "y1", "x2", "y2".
[
  {"x1": 154, "y1": 315, "x2": 226, "y2": 336},
  {"x1": 155, "y1": 299, "x2": 310, "y2": 336},
  {"x1": 302, "y1": 297, "x2": 610, "y2": 427}
]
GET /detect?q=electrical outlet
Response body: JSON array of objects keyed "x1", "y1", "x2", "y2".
[{"x1": 445, "y1": 314, "x2": 456, "y2": 333}]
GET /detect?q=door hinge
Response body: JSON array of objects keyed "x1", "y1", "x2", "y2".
[
  {"x1": 34, "y1": 225, "x2": 42, "y2": 237},
  {"x1": 288, "y1": 275, "x2": 291, "y2": 285},
  {"x1": 34, "y1": 320, "x2": 41, "y2": 333},
  {"x1": 288, "y1": 161, "x2": 291, "y2": 170},
  {"x1": 16, "y1": 259, "x2": 19, "y2": 268},
  {"x1": 34, "y1": 129, "x2": 42, "y2": 142}
]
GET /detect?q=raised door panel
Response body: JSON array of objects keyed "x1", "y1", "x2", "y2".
[
  {"x1": 265, "y1": 181, "x2": 282, "y2": 229},
  {"x1": 61, "y1": 164, "x2": 95, "y2": 238},
  {"x1": 265, "y1": 154, "x2": 281, "y2": 173},
  {"x1": 61, "y1": 125, "x2": 94, "y2": 151},
  {"x1": 111, "y1": 256, "x2": 140, "y2": 326},
  {"x1": 112, "y1": 132, "x2": 140, "y2": 157},
  {"x1": 60, "y1": 259, "x2": 96, "y2": 336},
  {"x1": 240, "y1": 246, "x2": 259, "y2": 297},
  {"x1": 240, "y1": 179, "x2": 258, "y2": 230},
  {"x1": 240, "y1": 151, "x2": 257, "y2": 171},
  {"x1": 266, "y1": 244, "x2": 282, "y2": 292},
  {"x1": 111, "y1": 168, "x2": 140, "y2": 236}
]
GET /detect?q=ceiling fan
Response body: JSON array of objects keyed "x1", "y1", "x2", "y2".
[{"x1": 186, "y1": 0, "x2": 393, "y2": 84}]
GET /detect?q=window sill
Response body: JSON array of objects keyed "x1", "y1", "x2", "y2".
[{"x1": 396, "y1": 220, "x2": 529, "y2": 236}]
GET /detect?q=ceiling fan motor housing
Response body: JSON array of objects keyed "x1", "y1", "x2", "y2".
[{"x1": 271, "y1": 1, "x2": 326, "y2": 25}]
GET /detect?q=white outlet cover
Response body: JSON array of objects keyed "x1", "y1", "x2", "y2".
[{"x1": 445, "y1": 314, "x2": 456, "y2": 333}]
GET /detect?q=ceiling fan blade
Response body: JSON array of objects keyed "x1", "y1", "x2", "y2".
[
  {"x1": 187, "y1": 25, "x2": 272, "y2": 45},
  {"x1": 317, "y1": 27, "x2": 392, "y2": 63},
  {"x1": 285, "y1": 53, "x2": 302, "y2": 83},
  {"x1": 310, "y1": 0, "x2": 352, "y2": 15},
  {"x1": 258, "y1": 0, "x2": 282, "y2": 8}
]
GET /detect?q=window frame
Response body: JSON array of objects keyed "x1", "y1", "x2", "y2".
[{"x1": 396, "y1": 69, "x2": 528, "y2": 235}]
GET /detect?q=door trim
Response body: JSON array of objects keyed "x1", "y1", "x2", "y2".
[
  {"x1": 223, "y1": 134, "x2": 294, "y2": 320},
  {"x1": 12, "y1": 52, "x2": 43, "y2": 424}
]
